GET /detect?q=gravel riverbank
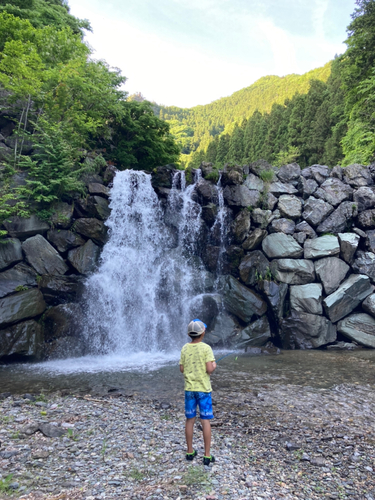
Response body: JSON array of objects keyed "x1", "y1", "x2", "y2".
[{"x1": 1, "y1": 383, "x2": 375, "y2": 500}]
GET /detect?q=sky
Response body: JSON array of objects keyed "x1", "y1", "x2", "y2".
[{"x1": 68, "y1": 0, "x2": 356, "y2": 108}]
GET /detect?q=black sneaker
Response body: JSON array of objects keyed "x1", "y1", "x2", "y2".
[
  {"x1": 186, "y1": 450, "x2": 197, "y2": 461},
  {"x1": 203, "y1": 455, "x2": 215, "y2": 466}
]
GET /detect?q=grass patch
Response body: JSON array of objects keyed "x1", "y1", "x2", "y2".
[
  {"x1": 184, "y1": 465, "x2": 211, "y2": 487},
  {"x1": 0, "y1": 474, "x2": 14, "y2": 494},
  {"x1": 259, "y1": 169, "x2": 274, "y2": 183},
  {"x1": 129, "y1": 468, "x2": 145, "y2": 481}
]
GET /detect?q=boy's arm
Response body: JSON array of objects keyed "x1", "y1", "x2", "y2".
[
  {"x1": 179, "y1": 364, "x2": 184, "y2": 373},
  {"x1": 206, "y1": 361, "x2": 216, "y2": 374}
]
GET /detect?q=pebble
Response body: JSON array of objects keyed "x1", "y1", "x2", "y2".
[{"x1": 0, "y1": 383, "x2": 374, "y2": 499}]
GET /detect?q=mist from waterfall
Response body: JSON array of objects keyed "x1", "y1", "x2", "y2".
[{"x1": 82, "y1": 170, "x2": 210, "y2": 355}]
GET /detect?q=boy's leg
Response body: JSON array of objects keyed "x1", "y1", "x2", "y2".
[
  {"x1": 200, "y1": 418, "x2": 211, "y2": 457},
  {"x1": 185, "y1": 417, "x2": 196, "y2": 453}
]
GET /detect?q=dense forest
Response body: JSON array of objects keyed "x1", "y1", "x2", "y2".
[
  {"x1": 0, "y1": 0, "x2": 180, "y2": 235},
  {"x1": 158, "y1": 0, "x2": 375, "y2": 170}
]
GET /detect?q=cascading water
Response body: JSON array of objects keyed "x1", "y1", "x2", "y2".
[{"x1": 82, "y1": 170, "x2": 208, "y2": 356}]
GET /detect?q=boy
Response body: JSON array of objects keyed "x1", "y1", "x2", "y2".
[{"x1": 179, "y1": 319, "x2": 217, "y2": 466}]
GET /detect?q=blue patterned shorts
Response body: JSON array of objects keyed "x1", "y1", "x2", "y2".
[{"x1": 185, "y1": 391, "x2": 214, "y2": 420}]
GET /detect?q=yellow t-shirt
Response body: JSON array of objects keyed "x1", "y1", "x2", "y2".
[{"x1": 179, "y1": 342, "x2": 215, "y2": 393}]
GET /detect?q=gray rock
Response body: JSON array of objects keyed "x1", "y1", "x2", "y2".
[
  {"x1": 251, "y1": 208, "x2": 272, "y2": 228},
  {"x1": 242, "y1": 228, "x2": 267, "y2": 251},
  {"x1": 0, "y1": 320, "x2": 42, "y2": 359},
  {"x1": 295, "y1": 221, "x2": 317, "y2": 239},
  {"x1": 270, "y1": 259, "x2": 315, "y2": 285},
  {"x1": 223, "y1": 185, "x2": 260, "y2": 208},
  {"x1": 50, "y1": 202, "x2": 74, "y2": 229},
  {"x1": 357, "y1": 209, "x2": 375, "y2": 229},
  {"x1": 268, "y1": 181, "x2": 298, "y2": 195},
  {"x1": 280, "y1": 311, "x2": 336, "y2": 349},
  {"x1": 68, "y1": 239, "x2": 100, "y2": 275},
  {"x1": 270, "y1": 218, "x2": 295, "y2": 235},
  {"x1": 362, "y1": 294, "x2": 375, "y2": 317},
  {"x1": 367, "y1": 230, "x2": 375, "y2": 253},
  {"x1": 38, "y1": 275, "x2": 84, "y2": 305},
  {"x1": 202, "y1": 245, "x2": 220, "y2": 273},
  {"x1": 258, "y1": 280, "x2": 288, "y2": 321},
  {"x1": 47, "y1": 229, "x2": 86, "y2": 254},
  {"x1": 304, "y1": 235, "x2": 340, "y2": 259},
  {"x1": 3, "y1": 215, "x2": 49, "y2": 240},
  {"x1": 231, "y1": 211, "x2": 251, "y2": 244},
  {"x1": 338, "y1": 313, "x2": 375, "y2": 348},
  {"x1": 0, "y1": 263, "x2": 37, "y2": 298},
  {"x1": 200, "y1": 162, "x2": 214, "y2": 179},
  {"x1": 75, "y1": 196, "x2": 111, "y2": 221},
  {"x1": 352, "y1": 251, "x2": 375, "y2": 282},
  {"x1": 323, "y1": 274, "x2": 374, "y2": 323},
  {"x1": 73, "y1": 218, "x2": 107, "y2": 246},
  {"x1": 317, "y1": 201, "x2": 358, "y2": 234},
  {"x1": 330, "y1": 165, "x2": 343, "y2": 180},
  {"x1": 151, "y1": 165, "x2": 175, "y2": 189},
  {"x1": 277, "y1": 163, "x2": 301, "y2": 185},
  {"x1": 338, "y1": 233, "x2": 360, "y2": 263},
  {"x1": 0, "y1": 141, "x2": 12, "y2": 160},
  {"x1": 88, "y1": 183, "x2": 110, "y2": 197},
  {"x1": 278, "y1": 195, "x2": 303, "y2": 219},
  {"x1": 22, "y1": 234, "x2": 69, "y2": 275},
  {"x1": 0, "y1": 289, "x2": 46, "y2": 327},
  {"x1": 290, "y1": 283, "x2": 323, "y2": 315},
  {"x1": 44, "y1": 335, "x2": 85, "y2": 360},
  {"x1": 0, "y1": 238, "x2": 22, "y2": 271},
  {"x1": 315, "y1": 178, "x2": 353, "y2": 207},
  {"x1": 189, "y1": 294, "x2": 221, "y2": 331},
  {"x1": 293, "y1": 232, "x2": 307, "y2": 245},
  {"x1": 344, "y1": 164, "x2": 373, "y2": 187},
  {"x1": 222, "y1": 166, "x2": 243, "y2": 186},
  {"x1": 205, "y1": 312, "x2": 238, "y2": 346},
  {"x1": 238, "y1": 316, "x2": 271, "y2": 347},
  {"x1": 223, "y1": 275, "x2": 267, "y2": 323},
  {"x1": 195, "y1": 179, "x2": 219, "y2": 205},
  {"x1": 222, "y1": 246, "x2": 244, "y2": 278},
  {"x1": 201, "y1": 204, "x2": 218, "y2": 227},
  {"x1": 244, "y1": 173, "x2": 264, "y2": 191},
  {"x1": 314, "y1": 257, "x2": 350, "y2": 295},
  {"x1": 43, "y1": 303, "x2": 83, "y2": 341},
  {"x1": 262, "y1": 233, "x2": 303, "y2": 259},
  {"x1": 302, "y1": 196, "x2": 334, "y2": 226},
  {"x1": 301, "y1": 165, "x2": 330, "y2": 184},
  {"x1": 265, "y1": 192, "x2": 278, "y2": 210},
  {"x1": 353, "y1": 227, "x2": 367, "y2": 238},
  {"x1": 298, "y1": 177, "x2": 318, "y2": 199},
  {"x1": 353, "y1": 186, "x2": 375, "y2": 212},
  {"x1": 239, "y1": 251, "x2": 270, "y2": 286},
  {"x1": 38, "y1": 423, "x2": 66, "y2": 438}
]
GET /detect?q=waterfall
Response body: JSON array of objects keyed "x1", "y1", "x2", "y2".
[{"x1": 82, "y1": 170, "x2": 208, "y2": 355}]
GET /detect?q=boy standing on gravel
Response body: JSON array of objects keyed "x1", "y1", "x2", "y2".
[{"x1": 179, "y1": 319, "x2": 217, "y2": 466}]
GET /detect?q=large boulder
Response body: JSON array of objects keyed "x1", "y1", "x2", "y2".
[
  {"x1": 317, "y1": 201, "x2": 358, "y2": 234},
  {"x1": 352, "y1": 251, "x2": 375, "y2": 282},
  {"x1": 0, "y1": 238, "x2": 22, "y2": 271},
  {"x1": 88, "y1": 183, "x2": 110, "y2": 197},
  {"x1": 314, "y1": 257, "x2": 350, "y2": 295},
  {"x1": 242, "y1": 228, "x2": 267, "y2": 251},
  {"x1": 268, "y1": 181, "x2": 298, "y2": 195},
  {"x1": 202, "y1": 245, "x2": 220, "y2": 273},
  {"x1": 270, "y1": 259, "x2": 315, "y2": 285},
  {"x1": 301, "y1": 165, "x2": 330, "y2": 185},
  {"x1": 3, "y1": 215, "x2": 49, "y2": 239},
  {"x1": 251, "y1": 208, "x2": 272, "y2": 228},
  {"x1": 239, "y1": 251, "x2": 270, "y2": 286},
  {"x1": 73, "y1": 218, "x2": 107, "y2": 246},
  {"x1": 290, "y1": 283, "x2": 323, "y2": 315},
  {"x1": 50, "y1": 202, "x2": 74, "y2": 229},
  {"x1": 298, "y1": 177, "x2": 318, "y2": 199},
  {"x1": 302, "y1": 196, "x2": 334, "y2": 226},
  {"x1": 244, "y1": 173, "x2": 264, "y2": 191},
  {"x1": 47, "y1": 230, "x2": 86, "y2": 254},
  {"x1": 270, "y1": 218, "x2": 295, "y2": 235},
  {"x1": 353, "y1": 187, "x2": 375, "y2": 212},
  {"x1": 338, "y1": 313, "x2": 375, "y2": 348},
  {"x1": 338, "y1": 233, "x2": 360, "y2": 263},
  {"x1": 223, "y1": 185, "x2": 260, "y2": 208},
  {"x1": 0, "y1": 263, "x2": 37, "y2": 298},
  {"x1": 222, "y1": 246, "x2": 244, "y2": 278},
  {"x1": 43, "y1": 303, "x2": 83, "y2": 342},
  {"x1": 315, "y1": 178, "x2": 353, "y2": 207},
  {"x1": 277, "y1": 195, "x2": 302, "y2": 219},
  {"x1": 201, "y1": 204, "x2": 218, "y2": 227},
  {"x1": 38, "y1": 275, "x2": 84, "y2": 305},
  {"x1": 223, "y1": 275, "x2": 267, "y2": 323},
  {"x1": 103, "y1": 165, "x2": 118, "y2": 186},
  {"x1": 295, "y1": 221, "x2": 317, "y2": 239},
  {"x1": 188, "y1": 294, "x2": 220, "y2": 332},
  {"x1": 221, "y1": 165, "x2": 243, "y2": 186},
  {"x1": 277, "y1": 163, "x2": 301, "y2": 185},
  {"x1": 357, "y1": 209, "x2": 375, "y2": 230},
  {"x1": 67, "y1": 239, "x2": 100, "y2": 275},
  {"x1": 231, "y1": 211, "x2": 251, "y2": 244},
  {"x1": 280, "y1": 311, "x2": 336, "y2": 349},
  {"x1": 195, "y1": 179, "x2": 219, "y2": 205},
  {"x1": 75, "y1": 196, "x2": 110, "y2": 221},
  {"x1": 343, "y1": 164, "x2": 373, "y2": 187},
  {"x1": 362, "y1": 294, "x2": 375, "y2": 317},
  {"x1": 22, "y1": 234, "x2": 68, "y2": 275},
  {"x1": 0, "y1": 320, "x2": 43, "y2": 360},
  {"x1": 323, "y1": 274, "x2": 374, "y2": 323},
  {"x1": 262, "y1": 233, "x2": 303, "y2": 259},
  {"x1": 304, "y1": 235, "x2": 340, "y2": 259},
  {"x1": 205, "y1": 311, "x2": 239, "y2": 346},
  {"x1": 258, "y1": 280, "x2": 288, "y2": 322},
  {"x1": 0, "y1": 289, "x2": 46, "y2": 327},
  {"x1": 238, "y1": 316, "x2": 272, "y2": 347},
  {"x1": 151, "y1": 165, "x2": 175, "y2": 189},
  {"x1": 367, "y1": 230, "x2": 375, "y2": 253}
]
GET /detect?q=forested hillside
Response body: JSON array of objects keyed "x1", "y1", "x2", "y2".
[
  {"x1": 0, "y1": 0, "x2": 179, "y2": 236},
  {"x1": 162, "y1": 0, "x2": 375, "y2": 171}
]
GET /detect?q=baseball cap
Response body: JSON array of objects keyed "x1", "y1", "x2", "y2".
[{"x1": 187, "y1": 319, "x2": 207, "y2": 336}]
